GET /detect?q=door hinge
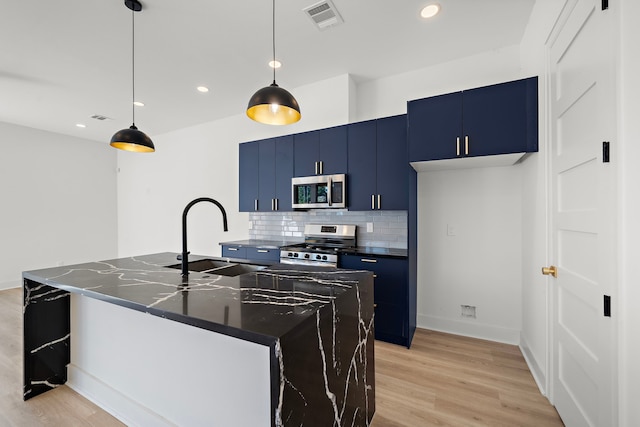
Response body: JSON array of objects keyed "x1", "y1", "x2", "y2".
[
  {"x1": 604, "y1": 295, "x2": 611, "y2": 317},
  {"x1": 603, "y1": 141, "x2": 610, "y2": 163},
  {"x1": 602, "y1": 0, "x2": 608, "y2": 10}
]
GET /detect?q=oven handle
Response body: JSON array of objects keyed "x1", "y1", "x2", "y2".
[{"x1": 327, "y1": 177, "x2": 332, "y2": 207}]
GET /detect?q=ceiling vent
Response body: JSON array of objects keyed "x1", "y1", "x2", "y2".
[
  {"x1": 303, "y1": 0, "x2": 343, "y2": 30},
  {"x1": 90, "y1": 114, "x2": 112, "y2": 121}
]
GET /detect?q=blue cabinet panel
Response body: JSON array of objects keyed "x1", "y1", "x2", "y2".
[
  {"x1": 239, "y1": 142, "x2": 259, "y2": 212},
  {"x1": 294, "y1": 130, "x2": 320, "y2": 177},
  {"x1": 258, "y1": 139, "x2": 276, "y2": 212},
  {"x1": 339, "y1": 253, "x2": 412, "y2": 347},
  {"x1": 347, "y1": 120, "x2": 377, "y2": 211},
  {"x1": 246, "y1": 247, "x2": 280, "y2": 262},
  {"x1": 222, "y1": 245, "x2": 247, "y2": 259},
  {"x1": 319, "y1": 125, "x2": 348, "y2": 175},
  {"x1": 376, "y1": 115, "x2": 408, "y2": 210},
  {"x1": 275, "y1": 135, "x2": 294, "y2": 211}
]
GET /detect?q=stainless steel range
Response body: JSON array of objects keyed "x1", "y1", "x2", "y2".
[{"x1": 280, "y1": 224, "x2": 356, "y2": 267}]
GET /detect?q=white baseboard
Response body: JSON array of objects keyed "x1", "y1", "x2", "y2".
[
  {"x1": 67, "y1": 364, "x2": 175, "y2": 427},
  {"x1": 519, "y1": 333, "x2": 547, "y2": 397},
  {"x1": 0, "y1": 280, "x2": 20, "y2": 291},
  {"x1": 417, "y1": 314, "x2": 520, "y2": 345}
]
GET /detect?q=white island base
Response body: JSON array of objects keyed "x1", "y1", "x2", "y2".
[{"x1": 68, "y1": 295, "x2": 271, "y2": 427}]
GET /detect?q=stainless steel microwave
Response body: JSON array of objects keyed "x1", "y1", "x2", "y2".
[{"x1": 292, "y1": 174, "x2": 347, "y2": 209}]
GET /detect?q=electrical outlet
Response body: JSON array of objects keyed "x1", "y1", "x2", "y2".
[
  {"x1": 461, "y1": 305, "x2": 476, "y2": 318},
  {"x1": 366, "y1": 222, "x2": 373, "y2": 233}
]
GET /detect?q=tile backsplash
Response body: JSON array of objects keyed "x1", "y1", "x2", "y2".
[{"x1": 249, "y1": 210, "x2": 408, "y2": 249}]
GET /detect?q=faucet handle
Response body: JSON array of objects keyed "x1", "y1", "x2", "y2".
[{"x1": 176, "y1": 252, "x2": 190, "y2": 260}]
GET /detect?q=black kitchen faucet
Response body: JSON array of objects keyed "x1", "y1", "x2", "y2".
[{"x1": 181, "y1": 197, "x2": 228, "y2": 276}]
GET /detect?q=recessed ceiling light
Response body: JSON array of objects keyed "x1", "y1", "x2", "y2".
[
  {"x1": 75, "y1": 123, "x2": 86, "y2": 128},
  {"x1": 269, "y1": 60, "x2": 282, "y2": 69},
  {"x1": 420, "y1": 4, "x2": 440, "y2": 19},
  {"x1": 133, "y1": 101, "x2": 145, "y2": 107},
  {"x1": 197, "y1": 86, "x2": 209, "y2": 93}
]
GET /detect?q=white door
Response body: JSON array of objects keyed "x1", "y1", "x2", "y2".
[{"x1": 548, "y1": 0, "x2": 616, "y2": 426}]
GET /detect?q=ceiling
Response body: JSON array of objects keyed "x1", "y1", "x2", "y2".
[{"x1": 0, "y1": 0, "x2": 536, "y2": 143}]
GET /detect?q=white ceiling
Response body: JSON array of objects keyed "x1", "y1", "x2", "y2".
[{"x1": 0, "y1": 0, "x2": 535, "y2": 143}]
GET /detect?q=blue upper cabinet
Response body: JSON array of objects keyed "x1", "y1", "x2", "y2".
[
  {"x1": 239, "y1": 141, "x2": 260, "y2": 212},
  {"x1": 408, "y1": 77, "x2": 538, "y2": 162},
  {"x1": 348, "y1": 115, "x2": 408, "y2": 211},
  {"x1": 239, "y1": 136, "x2": 293, "y2": 212},
  {"x1": 294, "y1": 125, "x2": 347, "y2": 176}
]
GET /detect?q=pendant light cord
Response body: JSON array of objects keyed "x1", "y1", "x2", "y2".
[
  {"x1": 272, "y1": 0, "x2": 276, "y2": 84},
  {"x1": 131, "y1": 5, "x2": 136, "y2": 126}
]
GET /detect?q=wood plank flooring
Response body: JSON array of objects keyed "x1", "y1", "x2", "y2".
[{"x1": 0, "y1": 288, "x2": 562, "y2": 426}]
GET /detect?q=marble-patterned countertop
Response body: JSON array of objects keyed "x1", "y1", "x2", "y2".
[{"x1": 22, "y1": 253, "x2": 371, "y2": 346}]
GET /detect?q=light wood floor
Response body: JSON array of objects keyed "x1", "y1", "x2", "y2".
[{"x1": 1, "y1": 288, "x2": 562, "y2": 426}]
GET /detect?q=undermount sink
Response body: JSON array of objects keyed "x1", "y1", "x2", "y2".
[{"x1": 166, "y1": 259, "x2": 267, "y2": 277}]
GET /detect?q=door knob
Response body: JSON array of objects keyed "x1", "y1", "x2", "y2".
[{"x1": 541, "y1": 265, "x2": 558, "y2": 278}]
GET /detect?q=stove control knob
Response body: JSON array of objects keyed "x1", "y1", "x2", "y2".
[
  {"x1": 315, "y1": 255, "x2": 321, "y2": 260},
  {"x1": 288, "y1": 252, "x2": 293, "y2": 257},
  {"x1": 304, "y1": 254, "x2": 310, "y2": 259},
  {"x1": 294, "y1": 253, "x2": 299, "y2": 258},
  {"x1": 322, "y1": 255, "x2": 328, "y2": 261}
]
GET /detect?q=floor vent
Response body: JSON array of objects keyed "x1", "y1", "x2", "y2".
[
  {"x1": 461, "y1": 305, "x2": 477, "y2": 319},
  {"x1": 303, "y1": 0, "x2": 343, "y2": 30}
]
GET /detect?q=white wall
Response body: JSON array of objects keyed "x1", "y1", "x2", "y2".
[
  {"x1": 116, "y1": 74, "x2": 354, "y2": 258},
  {"x1": 618, "y1": 0, "x2": 640, "y2": 425},
  {"x1": 0, "y1": 121, "x2": 117, "y2": 290},
  {"x1": 417, "y1": 166, "x2": 523, "y2": 343}
]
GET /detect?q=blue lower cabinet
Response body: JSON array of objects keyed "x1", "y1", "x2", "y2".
[
  {"x1": 339, "y1": 253, "x2": 413, "y2": 347},
  {"x1": 246, "y1": 247, "x2": 280, "y2": 262},
  {"x1": 221, "y1": 245, "x2": 247, "y2": 259}
]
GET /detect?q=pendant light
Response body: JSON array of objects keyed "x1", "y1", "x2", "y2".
[
  {"x1": 110, "y1": 0, "x2": 155, "y2": 152},
  {"x1": 246, "y1": 0, "x2": 301, "y2": 125}
]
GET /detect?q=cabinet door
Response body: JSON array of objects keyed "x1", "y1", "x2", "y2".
[
  {"x1": 318, "y1": 125, "x2": 348, "y2": 174},
  {"x1": 376, "y1": 114, "x2": 408, "y2": 210},
  {"x1": 246, "y1": 247, "x2": 280, "y2": 262},
  {"x1": 408, "y1": 91, "x2": 462, "y2": 162},
  {"x1": 293, "y1": 130, "x2": 319, "y2": 177},
  {"x1": 222, "y1": 245, "x2": 247, "y2": 259},
  {"x1": 463, "y1": 77, "x2": 537, "y2": 157},
  {"x1": 239, "y1": 141, "x2": 259, "y2": 212},
  {"x1": 274, "y1": 135, "x2": 294, "y2": 211},
  {"x1": 257, "y1": 139, "x2": 276, "y2": 212},
  {"x1": 347, "y1": 120, "x2": 377, "y2": 211}
]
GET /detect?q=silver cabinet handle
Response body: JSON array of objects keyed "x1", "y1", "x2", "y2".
[
  {"x1": 465, "y1": 135, "x2": 469, "y2": 155},
  {"x1": 456, "y1": 137, "x2": 460, "y2": 156},
  {"x1": 228, "y1": 247, "x2": 238, "y2": 251},
  {"x1": 371, "y1": 194, "x2": 375, "y2": 210},
  {"x1": 361, "y1": 258, "x2": 378, "y2": 263},
  {"x1": 254, "y1": 199, "x2": 258, "y2": 211},
  {"x1": 373, "y1": 274, "x2": 377, "y2": 278},
  {"x1": 320, "y1": 161, "x2": 324, "y2": 175},
  {"x1": 377, "y1": 194, "x2": 381, "y2": 210},
  {"x1": 327, "y1": 178, "x2": 332, "y2": 206},
  {"x1": 275, "y1": 198, "x2": 279, "y2": 211},
  {"x1": 257, "y1": 249, "x2": 268, "y2": 253},
  {"x1": 315, "y1": 161, "x2": 318, "y2": 175}
]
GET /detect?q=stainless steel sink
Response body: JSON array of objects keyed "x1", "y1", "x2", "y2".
[{"x1": 166, "y1": 259, "x2": 267, "y2": 277}]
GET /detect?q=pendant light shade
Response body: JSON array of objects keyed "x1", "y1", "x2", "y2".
[
  {"x1": 247, "y1": 0, "x2": 300, "y2": 125},
  {"x1": 247, "y1": 81, "x2": 301, "y2": 125},
  {"x1": 110, "y1": 0, "x2": 155, "y2": 152}
]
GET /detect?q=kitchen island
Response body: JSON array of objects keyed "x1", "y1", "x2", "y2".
[{"x1": 22, "y1": 253, "x2": 375, "y2": 426}]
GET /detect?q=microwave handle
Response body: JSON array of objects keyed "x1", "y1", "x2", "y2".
[{"x1": 327, "y1": 177, "x2": 332, "y2": 206}]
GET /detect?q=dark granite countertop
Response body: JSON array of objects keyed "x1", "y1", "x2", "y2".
[
  {"x1": 22, "y1": 252, "x2": 372, "y2": 346},
  {"x1": 219, "y1": 239, "x2": 301, "y2": 249},
  {"x1": 340, "y1": 246, "x2": 408, "y2": 258}
]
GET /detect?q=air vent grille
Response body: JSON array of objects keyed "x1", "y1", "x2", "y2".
[
  {"x1": 303, "y1": 0, "x2": 343, "y2": 30},
  {"x1": 90, "y1": 114, "x2": 112, "y2": 121}
]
